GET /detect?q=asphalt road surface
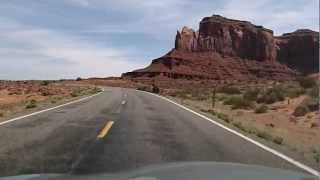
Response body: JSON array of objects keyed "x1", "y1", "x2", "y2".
[{"x1": 0, "y1": 87, "x2": 316, "y2": 177}]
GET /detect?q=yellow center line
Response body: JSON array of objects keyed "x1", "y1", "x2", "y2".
[{"x1": 97, "y1": 121, "x2": 114, "y2": 139}]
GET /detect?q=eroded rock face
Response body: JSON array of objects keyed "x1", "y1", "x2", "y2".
[
  {"x1": 175, "y1": 26, "x2": 198, "y2": 51},
  {"x1": 123, "y1": 50, "x2": 296, "y2": 81},
  {"x1": 123, "y1": 15, "x2": 319, "y2": 82},
  {"x1": 276, "y1": 29, "x2": 319, "y2": 74},
  {"x1": 175, "y1": 15, "x2": 277, "y2": 62}
]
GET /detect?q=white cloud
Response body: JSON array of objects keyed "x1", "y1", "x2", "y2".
[
  {"x1": 0, "y1": 19, "x2": 146, "y2": 80},
  {"x1": 65, "y1": 0, "x2": 89, "y2": 7},
  {"x1": 0, "y1": 0, "x2": 318, "y2": 80},
  {"x1": 82, "y1": 0, "x2": 211, "y2": 38},
  {"x1": 216, "y1": 0, "x2": 319, "y2": 35},
  {"x1": 83, "y1": 0, "x2": 319, "y2": 37}
]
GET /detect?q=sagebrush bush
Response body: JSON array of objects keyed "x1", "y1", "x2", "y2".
[
  {"x1": 301, "y1": 96, "x2": 319, "y2": 112},
  {"x1": 243, "y1": 88, "x2": 260, "y2": 101},
  {"x1": 297, "y1": 76, "x2": 317, "y2": 89},
  {"x1": 152, "y1": 85, "x2": 160, "y2": 94},
  {"x1": 273, "y1": 136, "x2": 284, "y2": 145},
  {"x1": 207, "y1": 109, "x2": 216, "y2": 116},
  {"x1": 257, "y1": 86, "x2": 285, "y2": 104},
  {"x1": 224, "y1": 96, "x2": 254, "y2": 109},
  {"x1": 217, "y1": 86, "x2": 241, "y2": 94},
  {"x1": 170, "y1": 90, "x2": 190, "y2": 99},
  {"x1": 216, "y1": 113, "x2": 232, "y2": 123},
  {"x1": 255, "y1": 104, "x2": 268, "y2": 113},
  {"x1": 137, "y1": 86, "x2": 150, "y2": 92},
  {"x1": 232, "y1": 121, "x2": 246, "y2": 132},
  {"x1": 293, "y1": 105, "x2": 309, "y2": 117},
  {"x1": 256, "y1": 131, "x2": 272, "y2": 141},
  {"x1": 308, "y1": 85, "x2": 319, "y2": 99},
  {"x1": 315, "y1": 153, "x2": 320, "y2": 163},
  {"x1": 76, "y1": 77, "x2": 82, "y2": 81},
  {"x1": 71, "y1": 90, "x2": 80, "y2": 97},
  {"x1": 287, "y1": 87, "x2": 305, "y2": 98},
  {"x1": 25, "y1": 99, "x2": 37, "y2": 109},
  {"x1": 312, "y1": 147, "x2": 320, "y2": 163},
  {"x1": 41, "y1": 81, "x2": 49, "y2": 86},
  {"x1": 91, "y1": 87, "x2": 102, "y2": 94},
  {"x1": 217, "y1": 95, "x2": 228, "y2": 101}
]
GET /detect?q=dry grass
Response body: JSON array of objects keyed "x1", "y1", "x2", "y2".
[
  {"x1": 0, "y1": 81, "x2": 101, "y2": 121},
  {"x1": 168, "y1": 81, "x2": 320, "y2": 164}
]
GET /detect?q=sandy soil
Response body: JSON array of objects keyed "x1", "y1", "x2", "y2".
[
  {"x1": 173, "y1": 94, "x2": 320, "y2": 165},
  {"x1": 0, "y1": 81, "x2": 100, "y2": 121}
]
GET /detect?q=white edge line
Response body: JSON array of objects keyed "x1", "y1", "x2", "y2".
[
  {"x1": 140, "y1": 90, "x2": 320, "y2": 177},
  {"x1": 0, "y1": 90, "x2": 104, "y2": 126}
]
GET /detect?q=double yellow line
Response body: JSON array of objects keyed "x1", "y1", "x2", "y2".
[{"x1": 97, "y1": 121, "x2": 114, "y2": 139}]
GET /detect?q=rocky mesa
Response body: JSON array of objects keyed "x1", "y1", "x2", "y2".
[{"x1": 123, "y1": 15, "x2": 319, "y2": 81}]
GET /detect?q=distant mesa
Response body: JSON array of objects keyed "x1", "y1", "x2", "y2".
[{"x1": 122, "y1": 14, "x2": 319, "y2": 81}]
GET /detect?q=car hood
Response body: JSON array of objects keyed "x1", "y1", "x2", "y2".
[{"x1": 0, "y1": 162, "x2": 317, "y2": 180}]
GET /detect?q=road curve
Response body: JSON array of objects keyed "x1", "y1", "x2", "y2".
[{"x1": 0, "y1": 87, "x2": 315, "y2": 176}]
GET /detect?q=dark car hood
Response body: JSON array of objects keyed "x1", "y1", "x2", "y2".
[{"x1": 0, "y1": 162, "x2": 317, "y2": 180}]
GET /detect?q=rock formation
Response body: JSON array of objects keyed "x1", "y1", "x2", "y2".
[
  {"x1": 275, "y1": 29, "x2": 319, "y2": 74},
  {"x1": 123, "y1": 15, "x2": 319, "y2": 81}
]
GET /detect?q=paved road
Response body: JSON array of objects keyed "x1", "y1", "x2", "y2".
[{"x1": 0, "y1": 87, "x2": 313, "y2": 176}]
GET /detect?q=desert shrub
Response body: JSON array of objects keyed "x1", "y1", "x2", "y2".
[
  {"x1": 223, "y1": 96, "x2": 241, "y2": 105},
  {"x1": 71, "y1": 92, "x2": 78, "y2": 97},
  {"x1": 217, "y1": 86, "x2": 241, "y2": 94},
  {"x1": 301, "y1": 96, "x2": 319, "y2": 112},
  {"x1": 171, "y1": 90, "x2": 190, "y2": 99},
  {"x1": 232, "y1": 121, "x2": 246, "y2": 132},
  {"x1": 256, "y1": 130, "x2": 272, "y2": 141},
  {"x1": 297, "y1": 76, "x2": 317, "y2": 89},
  {"x1": 287, "y1": 88, "x2": 305, "y2": 98},
  {"x1": 41, "y1": 91, "x2": 50, "y2": 96},
  {"x1": 137, "y1": 86, "x2": 149, "y2": 92},
  {"x1": 76, "y1": 77, "x2": 82, "y2": 81},
  {"x1": 255, "y1": 104, "x2": 268, "y2": 114},
  {"x1": 247, "y1": 127, "x2": 257, "y2": 134},
  {"x1": 91, "y1": 87, "x2": 102, "y2": 94},
  {"x1": 216, "y1": 113, "x2": 232, "y2": 123},
  {"x1": 41, "y1": 81, "x2": 49, "y2": 86},
  {"x1": 312, "y1": 148, "x2": 320, "y2": 163},
  {"x1": 308, "y1": 85, "x2": 319, "y2": 98},
  {"x1": 152, "y1": 85, "x2": 160, "y2": 94},
  {"x1": 201, "y1": 109, "x2": 216, "y2": 115},
  {"x1": 293, "y1": 105, "x2": 310, "y2": 117},
  {"x1": 273, "y1": 136, "x2": 284, "y2": 145},
  {"x1": 224, "y1": 96, "x2": 254, "y2": 109},
  {"x1": 315, "y1": 153, "x2": 320, "y2": 163},
  {"x1": 70, "y1": 89, "x2": 81, "y2": 97},
  {"x1": 25, "y1": 99, "x2": 37, "y2": 109},
  {"x1": 231, "y1": 99, "x2": 254, "y2": 109},
  {"x1": 243, "y1": 88, "x2": 260, "y2": 101},
  {"x1": 257, "y1": 86, "x2": 285, "y2": 104},
  {"x1": 217, "y1": 95, "x2": 228, "y2": 101}
]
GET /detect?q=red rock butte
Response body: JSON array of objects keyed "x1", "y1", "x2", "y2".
[{"x1": 122, "y1": 15, "x2": 319, "y2": 82}]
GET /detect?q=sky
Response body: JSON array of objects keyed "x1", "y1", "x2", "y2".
[{"x1": 0, "y1": 0, "x2": 318, "y2": 80}]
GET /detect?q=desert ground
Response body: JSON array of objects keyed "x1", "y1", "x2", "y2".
[
  {"x1": 0, "y1": 80, "x2": 101, "y2": 122},
  {"x1": 157, "y1": 77, "x2": 319, "y2": 166}
]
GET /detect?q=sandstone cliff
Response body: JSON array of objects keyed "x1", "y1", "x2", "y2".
[
  {"x1": 175, "y1": 15, "x2": 277, "y2": 62},
  {"x1": 123, "y1": 15, "x2": 319, "y2": 81},
  {"x1": 276, "y1": 29, "x2": 319, "y2": 74}
]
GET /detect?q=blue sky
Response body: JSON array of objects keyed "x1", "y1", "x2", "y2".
[{"x1": 0, "y1": 0, "x2": 318, "y2": 80}]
